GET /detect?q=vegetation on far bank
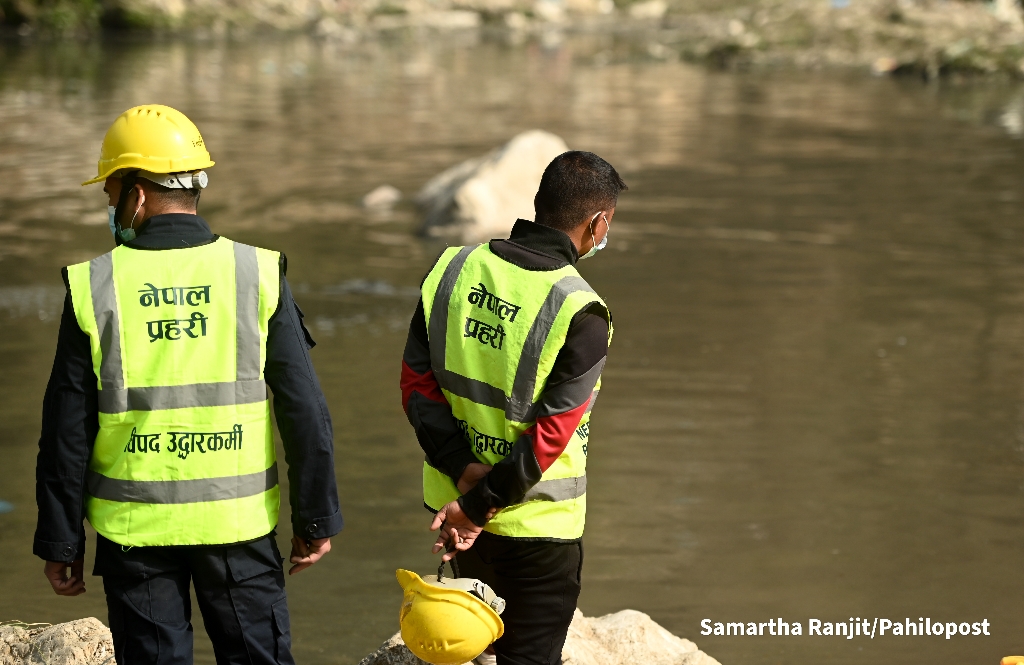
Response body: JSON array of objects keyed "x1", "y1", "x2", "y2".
[{"x1": 3, "y1": 0, "x2": 1024, "y2": 78}]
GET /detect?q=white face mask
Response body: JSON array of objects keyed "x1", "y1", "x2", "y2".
[
  {"x1": 110, "y1": 192, "x2": 144, "y2": 243},
  {"x1": 580, "y1": 212, "x2": 609, "y2": 260}
]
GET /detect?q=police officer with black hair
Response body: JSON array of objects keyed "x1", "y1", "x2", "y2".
[{"x1": 401, "y1": 151, "x2": 625, "y2": 665}]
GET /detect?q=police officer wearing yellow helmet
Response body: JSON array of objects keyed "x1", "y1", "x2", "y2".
[
  {"x1": 34, "y1": 105, "x2": 342, "y2": 664},
  {"x1": 401, "y1": 152, "x2": 625, "y2": 665}
]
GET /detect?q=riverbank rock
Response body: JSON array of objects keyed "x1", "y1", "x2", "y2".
[
  {"x1": 357, "y1": 609, "x2": 722, "y2": 665},
  {"x1": 0, "y1": 618, "x2": 114, "y2": 665},
  {"x1": 415, "y1": 130, "x2": 568, "y2": 243}
]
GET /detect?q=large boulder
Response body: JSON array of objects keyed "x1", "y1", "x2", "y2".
[
  {"x1": 415, "y1": 130, "x2": 569, "y2": 243},
  {"x1": 358, "y1": 609, "x2": 722, "y2": 665},
  {"x1": 0, "y1": 618, "x2": 114, "y2": 665},
  {"x1": 562, "y1": 609, "x2": 721, "y2": 665}
]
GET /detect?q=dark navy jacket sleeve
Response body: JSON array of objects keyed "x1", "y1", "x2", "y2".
[
  {"x1": 33, "y1": 275, "x2": 97, "y2": 563},
  {"x1": 265, "y1": 267, "x2": 343, "y2": 541}
]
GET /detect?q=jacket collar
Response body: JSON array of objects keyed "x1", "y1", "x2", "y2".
[
  {"x1": 123, "y1": 213, "x2": 217, "y2": 250},
  {"x1": 488, "y1": 219, "x2": 579, "y2": 270}
]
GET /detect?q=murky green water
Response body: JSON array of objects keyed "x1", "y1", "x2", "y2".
[{"x1": 2, "y1": 31, "x2": 1024, "y2": 665}]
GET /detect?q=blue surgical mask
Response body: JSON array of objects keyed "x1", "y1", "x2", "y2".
[
  {"x1": 107, "y1": 205, "x2": 117, "y2": 238},
  {"x1": 580, "y1": 213, "x2": 609, "y2": 260}
]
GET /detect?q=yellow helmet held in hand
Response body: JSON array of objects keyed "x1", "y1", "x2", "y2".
[
  {"x1": 82, "y1": 105, "x2": 214, "y2": 186},
  {"x1": 397, "y1": 569, "x2": 504, "y2": 665}
]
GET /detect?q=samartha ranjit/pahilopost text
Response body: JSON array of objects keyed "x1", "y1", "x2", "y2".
[{"x1": 701, "y1": 618, "x2": 991, "y2": 639}]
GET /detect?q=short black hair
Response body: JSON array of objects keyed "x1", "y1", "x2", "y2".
[
  {"x1": 145, "y1": 180, "x2": 201, "y2": 211},
  {"x1": 534, "y1": 151, "x2": 627, "y2": 233}
]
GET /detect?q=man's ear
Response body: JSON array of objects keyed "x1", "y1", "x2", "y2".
[{"x1": 131, "y1": 183, "x2": 147, "y2": 212}]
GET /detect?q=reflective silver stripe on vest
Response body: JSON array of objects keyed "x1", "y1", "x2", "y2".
[
  {"x1": 428, "y1": 252, "x2": 603, "y2": 421},
  {"x1": 428, "y1": 245, "x2": 478, "y2": 375},
  {"x1": 97, "y1": 380, "x2": 268, "y2": 414},
  {"x1": 425, "y1": 459, "x2": 585, "y2": 504},
  {"x1": 508, "y1": 276, "x2": 598, "y2": 422},
  {"x1": 86, "y1": 465, "x2": 278, "y2": 504},
  {"x1": 92, "y1": 240, "x2": 268, "y2": 414},
  {"x1": 90, "y1": 253, "x2": 124, "y2": 391},
  {"x1": 435, "y1": 371, "x2": 508, "y2": 411},
  {"x1": 233, "y1": 242, "x2": 261, "y2": 381},
  {"x1": 428, "y1": 245, "x2": 509, "y2": 411},
  {"x1": 528, "y1": 357, "x2": 606, "y2": 420},
  {"x1": 521, "y1": 475, "x2": 587, "y2": 502}
]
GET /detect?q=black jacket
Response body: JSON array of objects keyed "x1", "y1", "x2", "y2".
[{"x1": 34, "y1": 214, "x2": 343, "y2": 563}]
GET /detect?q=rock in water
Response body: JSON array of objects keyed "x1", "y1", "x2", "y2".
[
  {"x1": 358, "y1": 609, "x2": 722, "y2": 665},
  {"x1": 0, "y1": 618, "x2": 114, "y2": 665},
  {"x1": 363, "y1": 185, "x2": 403, "y2": 209},
  {"x1": 415, "y1": 130, "x2": 569, "y2": 243}
]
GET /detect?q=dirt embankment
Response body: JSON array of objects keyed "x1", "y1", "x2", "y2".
[{"x1": 2, "y1": 0, "x2": 1024, "y2": 77}]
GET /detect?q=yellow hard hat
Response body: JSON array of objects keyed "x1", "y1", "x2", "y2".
[
  {"x1": 397, "y1": 569, "x2": 504, "y2": 665},
  {"x1": 82, "y1": 105, "x2": 214, "y2": 186}
]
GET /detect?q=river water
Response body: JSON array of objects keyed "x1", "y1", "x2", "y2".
[{"x1": 1, "y1": 31, "x2": 1023, "y2": 665}]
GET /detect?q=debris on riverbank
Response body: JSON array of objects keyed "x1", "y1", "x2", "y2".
[
  {"x1": 672, "y1": 0, "x2": 1024, "y2": 78},
  {"x1": 416, "y1": 129, "x2": 567, "y2": 242},
  {"x1": 0, "y1": 610, "x2": 718, "y2": 665},
  {"x1": 359, "y1": 608, "x2": 722, "y2": 665},
  {"x1": 4, "y1": 0, "x2": 1024, "y2": 77},
  {"x1": 0, "y1": 618, "x2": 113, "y2": 665}
]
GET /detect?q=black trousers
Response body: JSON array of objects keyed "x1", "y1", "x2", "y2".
[
  {"x1": 455, "y1": 532, "x2": 583, "y2": 665},
  {"x1": 94, "y1": 532, "x2": 294, "y2": 665}
]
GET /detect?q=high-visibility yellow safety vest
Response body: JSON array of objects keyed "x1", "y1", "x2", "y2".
[
  {"x1": 66, "y1": 237, "x2": 281, "y2": 547},
  {"x1": 421, "y1": 244, "x2": 611, "y2": 540}
]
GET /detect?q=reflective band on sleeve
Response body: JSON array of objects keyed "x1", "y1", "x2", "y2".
[
  {"x1": 584, "y1": 390, "x2": 599, "y2": 413},
  {"x1": 521, "y1": 475, "x2": 587, "y2": 503},
  {"x1": 90, "y1": 253, "x2": 124, "y2": 391},
  {"x1": 97, "y1": 379, "x2": 268, "y2": 414},
  {"x1": 233, "y1": 242, "x2": 261, "y2": 382},
  {"x1": 428, "y1": 245, "x2": 478, "y2": 376},
  {"x1": 508, "y1": 276, "x2": 597, "y2": 422},
  {"x1": 87, "y1": 465, "x2": 278, "y2": 504}
]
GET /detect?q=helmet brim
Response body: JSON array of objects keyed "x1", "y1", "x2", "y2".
[
  {"x1": 81, "y1": 174, "x2": 109, "y2": 186},
  {"x1": 81, "y1": 160, "x2": 215, "y2": 187}
]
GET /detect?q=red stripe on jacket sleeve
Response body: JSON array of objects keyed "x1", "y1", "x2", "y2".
[
  {"x1": 530, "y1": 400, "x2": 589, "y2": 473},
  {"x1": 401, "y1": 360, "x2": 448, "y2": 413}
]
